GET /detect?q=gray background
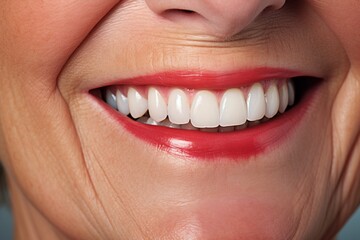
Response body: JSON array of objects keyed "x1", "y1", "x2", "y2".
[{"x1": 1, "y1": 204, "x2": 360, "y2": 239}]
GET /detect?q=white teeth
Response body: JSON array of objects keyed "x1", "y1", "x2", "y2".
[
  {"x1": 288, "y1": 81, "x2": 295, "y2": 106},
  {"x1": 106, "y1": 79, "x2": 295, "y2": 130},
  {"x1": 247, "y1": 83, "x2": 266, "y2": 121},
  {"x1": 191, "y1": 90, "x2": 219, "y2": 128},
  {"x1": 128, "y1": 87, "x2": 148, "y2": 118},
  {"x1": 279, "y1": 83, "x2": 289, "y2": 113},
  {"x1": 220, "y1": 89, "x2": 247, "y2": 127},
  {"x1": 168, "y1": 89, "x2": 190, "y2": 124},
  {"x1": 105, "y1": 89, "x2": 117, "y2": 110},
  {"x1": 116, "y1": 90, "x2": 130, "y2": 115},
  {"x1": 148, "y1": 87, "x2": 167, "y2": 122},
  {"x1": 265, "y1": 83, "x2": 280, "y2": 118}
]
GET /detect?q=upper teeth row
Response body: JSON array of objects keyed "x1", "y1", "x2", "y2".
[{"x1": 105, "y1": 80, "x2": 295, "y2": 128}]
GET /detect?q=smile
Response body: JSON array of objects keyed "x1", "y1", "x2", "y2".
[{"x1": 93, "y1": 68, "x2": 320, "y2": 160}]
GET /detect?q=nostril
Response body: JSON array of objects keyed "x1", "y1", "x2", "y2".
[
  {"x1": 161, "y1": 8, "x2": 201, "y2": 21},
  {"x1": 164, "y1": 9, "x2": 196, "y2": 15}
]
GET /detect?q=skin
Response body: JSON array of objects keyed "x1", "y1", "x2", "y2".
[{"x1": 0, "y1": 0, "x2": 360, "y2": 239}]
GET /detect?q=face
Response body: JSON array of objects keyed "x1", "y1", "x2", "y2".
[{"x1": 0, "y1": 0, "x2": 359, "y2": 239}]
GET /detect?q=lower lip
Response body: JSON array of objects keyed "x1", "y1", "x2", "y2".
[{"x1": 95, "y1": 81, "x2": 318, "y2": 161}]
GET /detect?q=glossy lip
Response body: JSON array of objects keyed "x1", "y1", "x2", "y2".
[{"x1": 93, "y1": 68, "x2": 320, "y2": 160}]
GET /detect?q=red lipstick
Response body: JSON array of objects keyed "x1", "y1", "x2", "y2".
[
  {"x1": 112, "y1": 102, "x2": 308, "y2": 160},
  {"x1": 95, "y1": 69, "x2": 319, "y2": 160},
  {"x1": 104, "y1": 68, "x2": 307, "y2": 89}
]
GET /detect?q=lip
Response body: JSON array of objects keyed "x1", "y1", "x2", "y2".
[
  {"x1": 93, "y1": 68, "x2": 320, "y2": 160},
  {"x1": 95, "y1": 67, "x2": 311, "y2": 89}
]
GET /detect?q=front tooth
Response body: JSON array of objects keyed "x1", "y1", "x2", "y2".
[
  {"x1": 265, "y1": 83, "x2": 280, "y2": 118},
  {"x1": 116, "y1": 90, "x2": 130, "y2": 115},
  {"x1": 105, "y1": 89, "x2": 117, "y2": 110},
  {"x1": 148, "y1": 87, "x2": 167, "y2": 122},
  {"x1": 168, "y1": 89, "x2": 190, "y2": 124},
  {"x1": 191, "y1": 90, "x2": 219, "y2": 128},
  {"x1": 279, "y1": 83, "x2": 289, "y2": 113},
  {"x1": 219, "y1": 88, "x2": 247, "y2": 127},
  {"x1": 247, "y1": 83, "x2": 266, "y2": 121},
  {"x1": 128, "y1": 87, "x2": 148, "y2": 118},
  {"x1": 287, "y1": 80, "x2": 295, "y2": 106}
]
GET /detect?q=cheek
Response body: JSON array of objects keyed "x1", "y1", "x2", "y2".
[
  {"x1": 0, "y1": 93, "x2": 97, "y2": 238},
  {"x1": 0, "y1": 0, "x2": 119, "y2": 87},
  {"x1": 310, "y1": 0, "x2": 360, "y2": 62},
  {"x1": 0, "y1": 2, "x2": 120, "y2": 237}
]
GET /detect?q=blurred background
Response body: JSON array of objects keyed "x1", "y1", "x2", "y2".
[{"x1": 1, "y1": 200, "x2": 360, "y2": 239}]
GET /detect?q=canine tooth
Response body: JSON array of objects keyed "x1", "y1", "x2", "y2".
[
  {"x1": 191, "y1": 90, "x2": 219, "y2": 128},
  {"x1": 116, "y1": 90, "x2": 130, "y2": 115},
  {"x1": 148, "y1": 87, "x2": 167, "y2": 122},
  {"x1": 168, "y1": 89, "x2": 190, "y2": 124},
  {"x1": 105, "y1": 89, "x2": 117, "y2": 110},
  {"x1": 265, "y1": 84, "x2": 280, "y2": 118},
  {"x1": 247, "y1": 83, "x2": 266, "y2": 121},
  {"x1": 279, "y1": 83, "x2": 289, "y2": 113},
  {"x1": 220, "y1": 89, "x2": 247, "y2": 127},
  {"x1": 128, "y1": 87, "x2": 148, "y2": 118},
  {"x1": 288, "y1": 80, "x2": 295, "y2": 106}
]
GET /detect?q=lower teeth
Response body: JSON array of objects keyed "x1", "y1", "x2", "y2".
[
  {"x1": 135, "y1": 114, "x2": 269, "y2": 132},
  {"x1": 98, "y1": 78, "x2": 305, "y2": 132}
]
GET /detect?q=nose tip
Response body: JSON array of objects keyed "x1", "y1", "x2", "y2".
[{"x1": 145, "y1": 0, "x2": 286, "y2": 38}]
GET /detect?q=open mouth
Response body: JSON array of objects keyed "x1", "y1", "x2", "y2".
[
  {"x1": 103, "y1": 79, "x2": 294, "y2": 132},
  {"x1": 92, "y1": 68, "x2": 320, "y2": 160}
]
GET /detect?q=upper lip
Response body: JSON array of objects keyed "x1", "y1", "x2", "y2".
[
  {"x1": 91, "y1": 67, "x2": 318, "y2": 90},
  {"x1": 94, "y1": 67, "x2": 321, "y2": 160}
]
